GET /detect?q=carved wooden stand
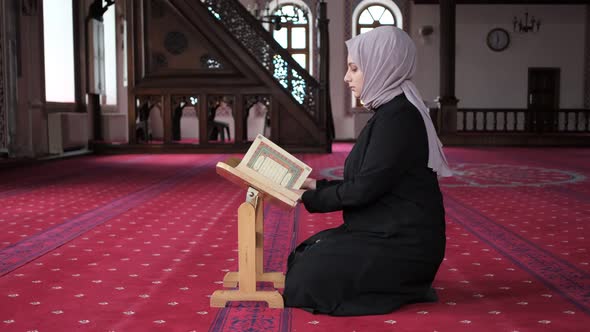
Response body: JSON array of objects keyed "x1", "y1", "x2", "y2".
[{"x1": 210, "y1": 187, "x2": 285, "y2": 308}]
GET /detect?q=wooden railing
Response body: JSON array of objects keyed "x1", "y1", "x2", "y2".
[
  {"x1": 457, "y1": 109, "x2": 590, "y2": 133},
  {"x1": 557, "y1": 109, "x2": 590, "y2": 132}
]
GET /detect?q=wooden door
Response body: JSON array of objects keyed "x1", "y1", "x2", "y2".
[{"x1": 528, "y1": 68, "x2": 560, "y2": 133}]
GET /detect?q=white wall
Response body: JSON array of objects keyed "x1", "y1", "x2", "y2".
[
  {"x1": 412, "y1": 4, "x2": 586, "y2": 110},
  {"x1": 410, "y1": 4, "x2": 440, "y2": 105},
  {"x1": 458, "y1": 5, "x2": 585, "y2": 109},
  {"x1": 230, "y1": 2, "x2": 588, "y2": 139}
]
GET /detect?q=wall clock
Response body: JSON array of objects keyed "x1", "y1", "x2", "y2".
[{"x1": 486, "y1": 28, "x2": 510, "y2": 52}]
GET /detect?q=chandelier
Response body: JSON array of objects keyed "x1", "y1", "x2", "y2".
[
  {"x1": 247, "y1": 0, "x2": 307, "y2": 31},
  {"x1": 513, "y1": 11, "x2": 541, "y2": 33}
]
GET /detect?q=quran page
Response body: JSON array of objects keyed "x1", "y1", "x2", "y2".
[{"x1": 238, "y1": 134, "x2": 312, "y2": 190}]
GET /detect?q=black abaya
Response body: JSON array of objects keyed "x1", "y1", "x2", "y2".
[{"x1": 283, "y1": 94, "x2": 446, "y2": 316}]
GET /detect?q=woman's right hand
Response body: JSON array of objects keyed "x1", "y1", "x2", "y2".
[{"x1": 301, "y1": 177, "x2": 317, "y2": 190}]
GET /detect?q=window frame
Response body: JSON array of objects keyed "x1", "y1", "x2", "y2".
[
  {"x1": 101, "y1": 0, "x2": 118, "y2": 107},
  {"x1": 269, "y1": 2, "x2": 312, "y2": 72},
  {"x1": 42, "y1": 0, "x2": 86, "y2": 113},
  {"x1": 264, "y1": 0, "x2": 315, "y2": 75},
  {"x1": 355, "y1": 4, "x2": 396, "y2": 36}
]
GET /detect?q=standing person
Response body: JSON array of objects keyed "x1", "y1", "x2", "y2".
[{"x1": 283, "y1": 26, "x2": 453, "y2": 316}]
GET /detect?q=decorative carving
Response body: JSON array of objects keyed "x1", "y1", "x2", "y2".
[
  {"x1": 272, "y1": 55, "x2": 289, "y2": 88},
  {"x1": 200, "y1": 54, "x2": 224, "y2": 69},
  {"x1": 291, "y1": 69, "x2": 316, "y2": 115},
  {"x1": 245, "y1": 95, "x2": 271, "y2": 110},
  {"x1": 200, "y1": 0, "x2": 319, "y2": 120},
  {"x1": 244, "y1": 95, "x2": 271, "y2": 117},
  {"x1": 164, "y1": 31, "x2": 188, "y2": 55}
]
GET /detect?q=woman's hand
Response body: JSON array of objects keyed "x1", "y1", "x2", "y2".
[
  {"x1": 292, "y1": 178, "x2": 316, "y2": 202},
  {"x1": 301, "y1": 177, "x2": 317, "y2": 190},
  {"x1": 292, "y1": 188, "x2": 307, "y2": 201}
]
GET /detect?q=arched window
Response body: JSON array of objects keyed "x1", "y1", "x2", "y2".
[
  {"x1": 352, "y1": 1, "x2": 402, "y2": 107},
  {"x1": 269, "y1": 2, "x2": 311, "y2": 71},
  {"x1": 356, "y1": 5, "x2": 396, "y2": 35}
]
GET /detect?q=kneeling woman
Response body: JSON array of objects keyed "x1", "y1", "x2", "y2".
[{"x1": 283, "y1": 26, "x2": 453, "y2": 316}]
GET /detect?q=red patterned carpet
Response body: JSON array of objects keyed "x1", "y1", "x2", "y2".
[{"x1": 0, "y1": 146, "x2": 588, "y2": 331}]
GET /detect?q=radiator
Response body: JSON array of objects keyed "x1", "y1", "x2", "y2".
[{"x1": 48, "y1": 112, "x2": 89, "y2": 154}]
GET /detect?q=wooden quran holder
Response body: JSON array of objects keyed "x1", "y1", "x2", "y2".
[{"x1": 209, "y1": 187, "x2": 285, "y2": 308}]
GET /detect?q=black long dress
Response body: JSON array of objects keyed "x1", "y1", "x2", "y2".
[{"x1": 282, "y1": 94, "x2": 446, "y2": 316}]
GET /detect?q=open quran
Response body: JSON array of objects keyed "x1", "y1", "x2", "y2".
[{"x1": 216, "y1": 134, "x2": 312, "y2": 209}]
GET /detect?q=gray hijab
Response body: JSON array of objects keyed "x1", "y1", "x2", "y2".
[{"x1": 346, "y1": 26, "x2": 452, "y2": 177}]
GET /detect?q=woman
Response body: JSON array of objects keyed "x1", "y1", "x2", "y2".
[{"x1": 283, "y1": 26, "x2": 452, "y2": 316}]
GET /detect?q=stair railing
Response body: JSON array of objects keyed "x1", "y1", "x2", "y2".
[{"x1": 198, "y1": 0, "x2": 321, "y2": 123}]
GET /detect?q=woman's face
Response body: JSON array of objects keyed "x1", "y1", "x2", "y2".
[{"x1": 344, "y1": 56, "x2": 364, "y2": 99}]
